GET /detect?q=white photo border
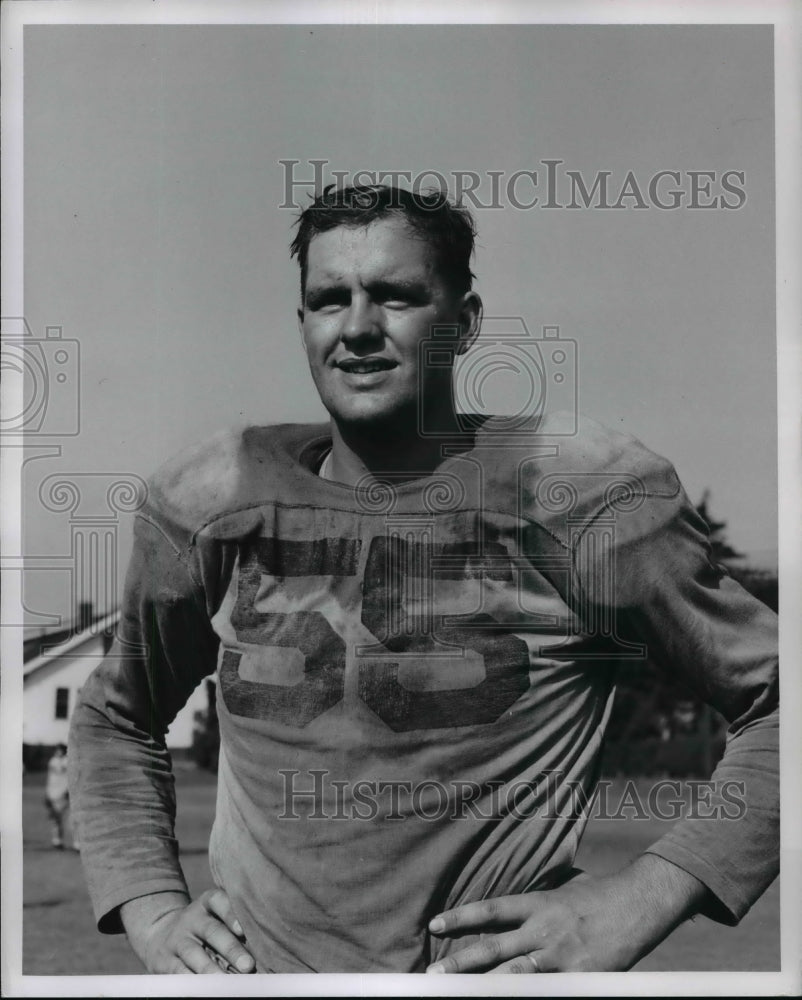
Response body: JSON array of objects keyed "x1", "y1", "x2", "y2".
[{"x1": 2, "y1": 1, "x2": 799, "y2": 997}]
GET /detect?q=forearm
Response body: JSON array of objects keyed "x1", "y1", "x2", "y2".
[
  {"x1": 603, "y1": 853, "x2": 709, "y2": 968},
  {"x1": 644, "y1": 699, "x2": 779, "y2": 922},
  {"x1": 68, "y1": 664, "x2": 191, "y2": 931},
  {"x1": 120, "y1": 890, "x2": 191, "y2": 960}
]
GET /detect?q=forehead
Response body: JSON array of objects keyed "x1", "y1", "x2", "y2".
[{"x1": 305, "y1": 218, "x2": 440, "y2": 286}]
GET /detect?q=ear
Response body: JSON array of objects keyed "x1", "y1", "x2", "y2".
[
  {"x1": 297, "y1": 306, "x2": 307, "y2": 352},
  {"x1": 454, "y1": 291, "x2": 482, "y2": 356}
]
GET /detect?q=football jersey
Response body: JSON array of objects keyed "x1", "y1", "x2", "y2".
[{"x1": 69, "y1": 414, "x2": 779, "y2": 972}]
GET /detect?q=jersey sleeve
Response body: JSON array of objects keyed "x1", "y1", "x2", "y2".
[
  {"x1": 573, "y1": 466, "x2": 779, "y2": 923},
  {"x1": 68, "y1": 507, "x2": 221, "y2": 932}
]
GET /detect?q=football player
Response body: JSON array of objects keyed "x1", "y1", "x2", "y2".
[{"x1": 68, "y1": 185, "x2": 778, "y2": 974}]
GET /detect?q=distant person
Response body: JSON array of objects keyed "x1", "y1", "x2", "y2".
[{"x1": 45, "y1": 744, "x2": 71, "y2": 849}]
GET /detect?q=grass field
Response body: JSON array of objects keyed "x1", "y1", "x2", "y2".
[{"x1": 21, "y1": 768, "x2": 780, "y2": 975}]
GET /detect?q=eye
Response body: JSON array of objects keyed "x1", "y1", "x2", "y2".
[
  {"x1": 376, "y1": 287, "x2": 423, "y2": 309},
  {"x1": 307, "y1": 289, "x2": 349, "y2": 312}
]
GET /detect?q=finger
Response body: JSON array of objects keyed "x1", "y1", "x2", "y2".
[
  {"x1": 429, "y1": 896, "x2": 533, "y2": 936},
  {"x1": 155, "y1": 955, "x2": 193, "y2": 974},
  {"x1": 201, "y1": 943, "x2": 243, "y2": 974},
  {"x1": 426, "y1": 930, "x2": 529, "y2": 974},
  {"x1": 196, "y1": 915, "x2": 256, "y2": 974},
  {"x1": 492, "y1": 951, "x2": 553, "y2": 974},
  {"x1": 202, "y1": 888, "x2": 246, "y2": 939},
  {"x1": 177, "y1": 939, "x2": 226, "y2": 974}
]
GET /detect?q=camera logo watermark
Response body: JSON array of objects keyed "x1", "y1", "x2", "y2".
[
  {"x1": 2, "y1": 316, "x2": 146, "y2": 652},
  {"x1": 419, "y1": 319, "x2": 577, "y2": 439},
  {"x1": 1, "y1": 317, "x2": 80, "y2": 436}
]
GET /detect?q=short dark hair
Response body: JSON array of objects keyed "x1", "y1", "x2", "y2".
[{"x1": 290, "y1": 184, "x2": 477, "y2": 299}]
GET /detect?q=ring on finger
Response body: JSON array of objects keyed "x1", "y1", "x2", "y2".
[
  {"x1": 202, "y1": 943, "x2": 235, "y2": 973},
  {"x1": 524, "y1": 952, "x2": 541, "y2": 973}
]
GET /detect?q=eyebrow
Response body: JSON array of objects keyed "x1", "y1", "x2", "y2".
[
  {"x1": 305, "y1": 278, "x2": 431, "y2": 304},
  {"x1": 368, "y1": 279, "x2": 430, "y2": 299}
]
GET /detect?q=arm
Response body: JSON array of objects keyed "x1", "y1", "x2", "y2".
[
  {"x1": 68, "y1": 510, "x2": 254, "y2": 972},
  {"x1": 427, "y1": 854, "x2": 707, "y2": 973},
  {"x1": 428, "y1": 465, "x2": 778, "y2": 972},
  {"x1": 600, "y1": 487, "x2": 779, "y2": 923},
  {"x1": 119, "y1": 889, "x2": 254, "y2": 974}
]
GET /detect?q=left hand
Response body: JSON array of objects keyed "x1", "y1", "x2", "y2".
[{"x1": 426, "y1": 859, "x2": 706, "y2": 973}]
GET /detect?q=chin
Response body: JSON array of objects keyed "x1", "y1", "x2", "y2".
[{"x1": 328, "y1": 397, "x2": 418, "y2": 434}]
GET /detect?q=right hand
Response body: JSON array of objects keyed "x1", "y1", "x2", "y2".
[{"x1": 120, "y1": 888, "x2": 256, "y2": 973}]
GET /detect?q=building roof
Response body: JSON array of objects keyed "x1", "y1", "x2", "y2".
[{"x1": 23, "y1": 608, "x2": 121, "y2": 681}]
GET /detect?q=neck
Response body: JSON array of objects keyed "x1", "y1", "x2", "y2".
[{"x1": 327, "y1": 408, "x2": 468, "y2": 487}]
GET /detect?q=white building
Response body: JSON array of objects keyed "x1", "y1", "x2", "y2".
[{"x1": 23, "y1": 609, "x2": 211, "y2": 751}]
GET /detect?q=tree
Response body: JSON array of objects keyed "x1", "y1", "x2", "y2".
[
  {"x1": 603, "y1": 490, "x2": 777, "y2": 776},
  {"x1": 696, "y1": 489, "x2": 777, "y2": 612},
  {"x1": 695, "y1": 489, "x2": 744, "y2": 564}
]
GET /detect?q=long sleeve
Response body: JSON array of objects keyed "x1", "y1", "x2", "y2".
[
  {"x1": 68, "y1": 509, "x2": 221, "y2": 932},
  {"x1": 574, "y1": 477, "x2": 778, "y2": 923}
]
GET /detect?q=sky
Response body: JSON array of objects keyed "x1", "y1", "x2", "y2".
[{"x1": 20, "y1": 23, "x2": 776, "y2": 627}]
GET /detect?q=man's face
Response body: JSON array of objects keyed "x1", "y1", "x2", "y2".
[{"x1": 298, "y1": 218, "x2": 480, "y2": 432}]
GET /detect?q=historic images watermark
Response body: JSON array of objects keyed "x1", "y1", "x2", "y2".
[
  {"x1": 279, "y1": 769, "x2": 747, "y2": 823},
  {"x1": 279, "y1": 160, "x2": 747, "y2": 211}
]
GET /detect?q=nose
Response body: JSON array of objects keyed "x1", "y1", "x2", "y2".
[{"x1": 340, "y1": 294, "x2": 382, "y2": 346}]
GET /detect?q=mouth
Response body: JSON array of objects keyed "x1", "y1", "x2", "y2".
[{"x1": 335, "y1": 357, "x2": 398, "y2": 375}]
